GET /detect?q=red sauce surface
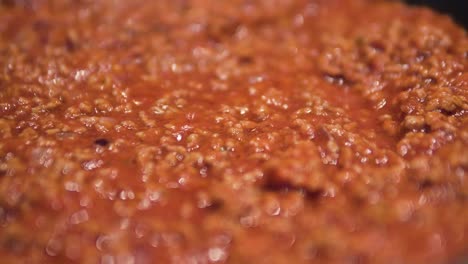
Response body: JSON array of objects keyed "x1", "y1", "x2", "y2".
[{"x1": 0, "y1": 0, "x2": 467, "y2": 263}]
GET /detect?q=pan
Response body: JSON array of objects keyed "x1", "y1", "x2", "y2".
[{"x1": 405, "y1": 0, "x2": 468, "y2": 28}]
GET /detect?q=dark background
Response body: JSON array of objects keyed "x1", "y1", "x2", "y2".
[{"x1": 405, "y1": 0, "x2": 468, "y2": 28}]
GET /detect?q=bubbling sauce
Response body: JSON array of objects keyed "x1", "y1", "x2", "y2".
[{"x1": 0, "y1": 0, "x2": 467, "y2": 263}]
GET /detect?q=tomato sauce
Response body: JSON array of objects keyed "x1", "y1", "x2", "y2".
[{"x1": 0, "y1": 0, "x2": 467, "y2": 263}]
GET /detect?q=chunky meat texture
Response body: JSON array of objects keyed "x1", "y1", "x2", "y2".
[{"x1": 0, "y1": 0, "x2": 467, "y2": 263}]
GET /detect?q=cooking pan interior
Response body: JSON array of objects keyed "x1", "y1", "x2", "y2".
[{"x1": 405, "y1": 0, "x2": 467, "y2": 28}]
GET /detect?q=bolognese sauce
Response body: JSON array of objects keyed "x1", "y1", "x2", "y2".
[{"x1": 0, "y1": 0, "x2": 467, "y2": 263}]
